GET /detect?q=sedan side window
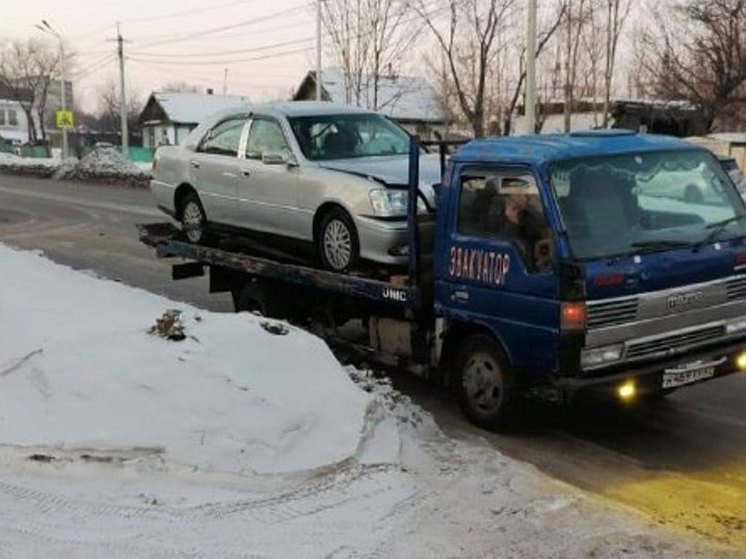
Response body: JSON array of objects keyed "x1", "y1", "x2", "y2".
[
  {"x1": 198, "y1": 118, "x2": 245, "y2": 156},
  {"x1": 246, "y1": 118, "x2": 290, "y2": 160}
]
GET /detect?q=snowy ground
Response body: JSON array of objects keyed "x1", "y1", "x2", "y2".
[
  {"x1": 0, "y1": 244, "x2": 739, "y2": 558},
  {"x1": 0, "y1": 149, "x2": 150, "y2": 184}
]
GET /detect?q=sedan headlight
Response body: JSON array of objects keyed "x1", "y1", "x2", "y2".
[
  {"x1": 369, "y1": 189, "x2": 426, "y2": 217},
  {"x1": 581, "y1": 344, "x2": 624, "y2": 369}
]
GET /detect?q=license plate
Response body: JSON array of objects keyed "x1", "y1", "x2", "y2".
[{"x1": 662, "y1": 365, "x2": 715, "y2": 389}]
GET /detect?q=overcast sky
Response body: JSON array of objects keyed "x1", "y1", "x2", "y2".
[{"x1": 2, "y1": 0, "x2": 321, "y2": 111}]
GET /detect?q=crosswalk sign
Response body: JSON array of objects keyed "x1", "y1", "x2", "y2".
[{"x1": 56, "y1": 110, "x2": 74, "y2": 129}]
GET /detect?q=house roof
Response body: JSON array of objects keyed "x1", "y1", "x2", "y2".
[
  {"x1": 141, "y1": 92, "x2": 251, "y2": 125},
  {"x1": 295, "y1": 69, "x2": 446, "y2": 124}
]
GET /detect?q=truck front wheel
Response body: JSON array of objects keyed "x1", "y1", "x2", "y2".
[{"x1": 455, "y1": 335, "x2": 517, "y2": 431}]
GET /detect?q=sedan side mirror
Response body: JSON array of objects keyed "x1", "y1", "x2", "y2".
[{"x1": 261, "y1": 151, "x2": 298, "y2": 167}]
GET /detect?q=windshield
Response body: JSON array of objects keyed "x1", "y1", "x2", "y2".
[
  {"x1": 288, "y1": 113, "x2": 409, "y2": 161},
  {"x1": 549, "y1": 149, "x2": 746, "y2": 259}
]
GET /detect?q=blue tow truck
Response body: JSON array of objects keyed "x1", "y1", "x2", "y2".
[{"x1": 141, "y1": 131, "x2": 746, "y2": 430}]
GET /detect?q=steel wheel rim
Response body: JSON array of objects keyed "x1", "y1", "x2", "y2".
[
  {"x1": 182, "y1": 202, "x2": 204, "y2": 243},
  {"x1": 462, "y1": 351, "x2": 504, "y2": 413},
  {"x1": 323, "y1": 219, "x2": 352, "y2": 270}
]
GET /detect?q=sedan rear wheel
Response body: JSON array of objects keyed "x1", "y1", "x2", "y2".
[
  {"x1": 180, "y1": 192, "x2": 211, "y2": 244},
  {"x1": 318, "y1": 207, "x2": 360, "y2": 273}
]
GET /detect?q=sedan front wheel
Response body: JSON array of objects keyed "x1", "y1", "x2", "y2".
[{"x1": 318, "y1": 207, "x2": 360, "y2": 273}]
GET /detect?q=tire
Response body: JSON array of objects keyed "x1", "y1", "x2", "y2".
[
  {"x1": 455, "y1": 334, "x2": 518, "y2": 431},
  {"x1": 179, "y1": 192, "x2": 212, "y2": 244},
  {"x1": 318, "y1": 207, "x2": 360, "y2": 273},
  {"x1": 233, "y1": 280, "x2": 292, "y2": 319},
  {"x1": 684, "y1": 184, "x2": 704, "y2": 204}
]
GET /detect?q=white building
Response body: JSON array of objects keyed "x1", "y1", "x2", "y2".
[
  {"x1": 294, "y1": 69, "x2": 448, "y2": 140},
  {"x1": 139, "y1": 91, "x2": 251, "y2": 148}
]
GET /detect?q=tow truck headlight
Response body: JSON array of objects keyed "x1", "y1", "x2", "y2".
[
  {"x1": 369, "y1": 189, "x2": 426, "y2": 217},
  {"x1": 725, "y1": 318, "x2": 746, "y2": 334},
  {"x1": 581, "y1": 344, "x2": 624, "y2": 369}
]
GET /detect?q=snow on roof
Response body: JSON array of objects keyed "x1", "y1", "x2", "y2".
[
  {"x1": 319, "y1": 69, "x2": 446, "y2": 124},
  {"x1": 151, "y1": 92, "x2": 251, "y2": 124},
  {"x1": 706, "y1": 132, "x2": 746, "y2": 144}
]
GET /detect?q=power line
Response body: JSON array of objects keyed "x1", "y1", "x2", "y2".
[
  {"x1": 128, "y1": 43, "x2": 315, "y2": 66},
  {"x1": 120, "y1": 0, "x2": 263, "y2": 24},
  {"x1": 127, "y1": 0, "x2": 445, "y2": 64},
  {"x1": 134, "y1": 4, "x2": 307, "y2": 49},
  {"x1": 73, "y1": 55, "x2": 117, "y2": 81},
  {"x1": 131, "y1": 36, "x2": 315, "y2": 58}
]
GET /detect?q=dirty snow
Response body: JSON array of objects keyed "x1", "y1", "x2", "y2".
[
  {"x1": 0, "y1": 244, "x2": 738, "y2": 558},
  {"x1": 53, "y1": 147, "x2": 150, "y2": 184}
]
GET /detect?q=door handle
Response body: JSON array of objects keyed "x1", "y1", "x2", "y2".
[
  {"x1": 190, "y1": 160, "x2": 200, "y2": 169},
  {"x1": 241, "y1": 170, "x2": 251, "y2": 177},
  {"x1": 221, "y1": 172, "x2": 237, "y2": 178},
  {"x1": 451, "y1": 289, "x2": 470, "y2": 303}
]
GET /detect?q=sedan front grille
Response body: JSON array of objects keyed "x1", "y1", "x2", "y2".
[
  {"x1": 625, "y1": 325, "x2": 725, "y2": 360},
  {"x1": 587, "y1": 297, "x2": 639, "y2": 328}
]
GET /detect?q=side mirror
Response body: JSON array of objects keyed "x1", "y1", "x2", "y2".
[{"x1": 261, "y1": 151, "x2": 298, "y2": 166}]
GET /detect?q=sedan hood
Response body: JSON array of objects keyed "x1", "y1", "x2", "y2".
[{"x1": 319, "y1": 154, "x2": 442, "y2": 187}]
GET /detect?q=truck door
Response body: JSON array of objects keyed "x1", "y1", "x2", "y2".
[
  {"x1": 435, "y1": 165, "x2": 559, "y2": 375},
  {"x1": 237, "y1": 116, "x2": 300, "y2": 236},
  {"x1": 190, "y1": 116, "x2": 246, "y2": 224}
]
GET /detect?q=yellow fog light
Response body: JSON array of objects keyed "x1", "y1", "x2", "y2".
[
  {"x1": 617, "y1": 380, "x2": 637, "y2": 401},
  {"x1": 737, "y1": 351, "x2": 746, "y2": 371}
]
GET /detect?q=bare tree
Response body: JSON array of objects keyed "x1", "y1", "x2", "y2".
[
  {"x1": 0, "y1": 38, "x2": 60, "y2": 144},
  {"x1": 416, "y1": 0, "x2": 517, "y2": 138},
  {"x1": 601, "y1": 0, "x2": 631, "y2": 126},
  {"x1": 642, "y1": 0, "x2": 746, "y2": 127},
  {"x1": 160, "y1": 81, "x2": 201, "y2": 93},
  {"x1": 321, "y1": 0, "x2": 413, "y2": 108},
  {"x1": 96, "y1": 78, "x2": 141, "y2": 136}
]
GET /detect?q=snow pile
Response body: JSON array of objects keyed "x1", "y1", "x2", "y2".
[
  {"x1": 0, "y1": 152, "x2": 59, "y2": 177},
  {"x1": 0, "y1": 243, "x2": 390, "y2": 475},
  {"x1": 53, "y1": 147, "x2": 150, "y2": 187}
]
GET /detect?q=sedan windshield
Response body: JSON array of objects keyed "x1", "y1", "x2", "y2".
[
  {"x1": 549, "y1": 149, "x2": 746, "y2": 259},
  {"x1": 288, "y1": 113, "x2": 409, "y2": 161}
]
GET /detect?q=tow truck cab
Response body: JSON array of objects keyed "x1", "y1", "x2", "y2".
[{"x1": 435, "y1": 131, "x2": 746, "y2": 424}]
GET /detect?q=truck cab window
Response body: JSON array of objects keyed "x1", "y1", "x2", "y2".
[{"x1": 458, "y1": 172, "x2": 552, "y2": 271}]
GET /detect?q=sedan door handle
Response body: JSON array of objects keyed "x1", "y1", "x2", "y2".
[{"x1": 190, "y1": 160, "x2": 200, "y2": 169}]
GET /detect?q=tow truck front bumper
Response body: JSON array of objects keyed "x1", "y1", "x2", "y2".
[{"x1": 556, "y1": 340, "x2": 746, "y2": 398}]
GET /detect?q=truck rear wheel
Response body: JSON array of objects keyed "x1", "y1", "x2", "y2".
[
  {"x1": 233, "y1": 280, "x2": 294, "y2": 320},
  {"x1": 455, "y1": 335, "x2": 517, "y2": 431}
]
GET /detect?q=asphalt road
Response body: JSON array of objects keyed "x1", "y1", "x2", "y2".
[{"x1": 1, "y1": 173, "x2": 745, "y2": 554}]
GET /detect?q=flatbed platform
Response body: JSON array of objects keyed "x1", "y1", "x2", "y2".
[{"x1": 138, "y1": 223, "x2": 421, "y2": 309}]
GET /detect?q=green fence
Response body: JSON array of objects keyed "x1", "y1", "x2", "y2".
[{"x1": 127, "y1": 146, "x2": 155, "y2": 163}]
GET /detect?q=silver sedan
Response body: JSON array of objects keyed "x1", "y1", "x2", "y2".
[{"x1": 150, "y1": 101, "x2": 441, "y2": 272}]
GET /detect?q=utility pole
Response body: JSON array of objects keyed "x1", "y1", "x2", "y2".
[
  {"x1": 223, "y1": 68, "x2": 228, "y2": 95},
  {"x1": 117, "y1": 22, "x2": 128, "y2": 157},
  {"x1": 37, "y1": 20, "x2": 67, "y2": 158},
  {"x1": 316, "y1": 0, "x2": 322, "y2": 100},
  {"x1": 525, "y1": 0, "x2": 537, "y2": 135}
]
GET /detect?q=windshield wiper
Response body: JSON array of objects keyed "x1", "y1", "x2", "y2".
[
  {"x1": 630, "y1": 239, "x2": 697, "y2": 252},
  {"x1": 695, "y1": 214, "x2": 746, "y2": 251}
]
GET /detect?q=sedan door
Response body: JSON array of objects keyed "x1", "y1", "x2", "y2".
[
  {"x1": 190, "y1": 116, "x2": 247, "y2": 225},
  {"x1": 237, "y1": 116, "x2": 303, "y2": 238}
]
